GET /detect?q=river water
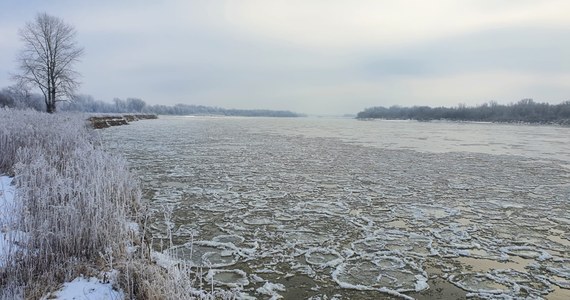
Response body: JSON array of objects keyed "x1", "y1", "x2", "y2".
[{"x1": 102, "y1": 116, "x2": 570, "y2": 299}]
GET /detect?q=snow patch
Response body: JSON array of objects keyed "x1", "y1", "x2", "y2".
[
  {"x1": 0, "y1": 176, "x2": 24, "y2": 267},
  {"x1": 45, "y1": 274, "x2": 124, "y2": 300},
  {"x1": 256, "y1": 282, "x2": 286, "y2": 299}
]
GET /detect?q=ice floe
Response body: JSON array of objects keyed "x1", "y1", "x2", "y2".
[
  {"x1": 206, "y1": 269, "x2": 249, "y2": 288},
  {"x1": 304, "y1": 248, "x2": 343, "y2": 268},
  {"x1": 256, "y1": 282, "x2": 286, "y2": 299},
  {"x1": 102, "y1": 117, "x2": 570, "y2": 299}
]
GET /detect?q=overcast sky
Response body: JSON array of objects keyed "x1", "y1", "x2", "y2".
[{"x1": 1, "y1": 0, "x2": 569, "y2": 115}]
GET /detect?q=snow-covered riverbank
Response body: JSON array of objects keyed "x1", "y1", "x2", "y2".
[
  {"x1": 0, "y1": 109, "x2": 235, "y2": 299},
  {"x1": 0, "y1": 176, "x2": 17, "y2": 266},
  {"x1": 1, "y1": 175, "x2": 125, "y2": 299},
  {"x1": 0, "y1": 107, "x2": 136, "y2": 298}
]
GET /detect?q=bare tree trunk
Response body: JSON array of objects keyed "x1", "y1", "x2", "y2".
[
  {"x1": 49, "y1": 87, "x2": 56, "y2": 113},
  {"x1": 47, "y1": 98, "x2": 55, "y2": 113}
]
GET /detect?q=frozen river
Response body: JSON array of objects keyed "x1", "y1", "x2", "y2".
[{"x1": 102, "y1": 116, "x2": 570, "y2": 299}]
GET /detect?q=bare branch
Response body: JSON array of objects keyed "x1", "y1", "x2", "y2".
[{"x1": 14, "y1": 13, "x2": 83, "y2": 113}]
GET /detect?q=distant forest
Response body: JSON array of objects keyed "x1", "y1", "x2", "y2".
[
  {"x1": 357, "y1": 99, "x2": 570, "y2": 125},
  {"x1": 0, "y1": 88, "x2": 302, "y2": 117}
]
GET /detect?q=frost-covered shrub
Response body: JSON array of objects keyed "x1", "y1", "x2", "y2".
[
  {"x1": 120, "y1": 260, "x2": 237, "y2": 300},
  {"x1": 0, "y1": 109, "x2": 95, "y2": 174},
  {"x1": 0, "y1": 109, "x2": 141, "y2": 298},
  {"x1": 0, "y1": 109, "x2": 226, "y2": 299},
  {"x1": 14, "y1": 143, "x2": 141, "y2": 260}
]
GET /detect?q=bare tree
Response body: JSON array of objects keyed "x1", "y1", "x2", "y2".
[{"x1": 13, "y1": 13, "x2": 84, "y2": 113}]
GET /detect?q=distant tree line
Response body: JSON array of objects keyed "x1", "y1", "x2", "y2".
[
  {"x1": 0, "y1": 85, "x2": 45, "y2": 111},
  {"x1": 0, "y1": 88, "x2": 301, "y2": 117},
  {"x1": 145, "y1": 103, "x2": 301, "y2": 117},
  {"x1": 357, "y1": 99, "x2": 570, "y2": 125},
  {"x1": 57, "y1": 95, "x2": 147, "y2": 113}
]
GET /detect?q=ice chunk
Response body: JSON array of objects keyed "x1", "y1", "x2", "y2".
[
  {"x1": 163, "y1": 241, "x2": 239, "y2": 268},
  {"x1": 500, "y1": 246, "x2": 551, "y2": 261},
  {"x1": 490, "y1": 269, "x2": 553, "y2": 296},
  {"x1": 332, "y1": 257, "x2": 428, "y2": 293},
  {"x1": 305, "y1": 248, "x2": 343, "y2": 268},
  {"x1": 256, "y1": 282, "x2": 286, "y2": 299},
  {"x1": 543, "y1": 259, "x2": 570, "y2": 288},
  {"x1": 283, "y1": 231, "x2": 329, "y2": 245},
  {"x1": 212, "y1": 234, "x2": 245, "y2": 245},
  {"x1": 414, "y1": 274, "x2": 429, "y2": 291},
  {"x1": 449, "y1": 273, "x2": 511, "y2": 294},
  {"x1": 206, "y1": 269, "x2": 249, "y2": 288},
  {"x1": 202, "y1": 251, "x2": 237, "y2": 267}
]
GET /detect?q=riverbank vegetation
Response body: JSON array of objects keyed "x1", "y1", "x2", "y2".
[
  {"x1": 0, "y1": 89, "x2": 303, "y2": 117},
  {"x1": 357, "y1": 99, "x2": 570, "y2": 125},
  {"x1": 0, "y1": 109, "x2": 231, "y2": 299},
  {"x1": 0, "y1": 109, "x2": 139, "y2": 298}
]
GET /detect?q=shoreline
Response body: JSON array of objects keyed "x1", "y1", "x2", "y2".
[
  {"x1": 88, "y1": 113, "x2": 157, "y2": 129},
  {"x1": 355, "y1": 117, "x2": 570, "y2": 127}
]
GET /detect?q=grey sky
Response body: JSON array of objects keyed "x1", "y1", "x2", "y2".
[{"x1": 1, "y1": 0, "x2": 569, "y2": 115}]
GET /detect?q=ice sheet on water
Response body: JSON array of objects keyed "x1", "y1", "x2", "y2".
[
  {"x1": 487, "y1": 199, "x2": 525, "y2": 209},
  {"x1": 305, "y1": 248, "x2": 343, "y2": 268},
  {"x1": 248, "y1": 199, "x2": 268, "y2": 208},
  {"x1": 243, "y1": 217, "x2": 274, "y2": 225},
  {"x1": 332, "y1": 256, "x2": 428, "y2": 293},
  {"x1": 451, "y1": 269, "x2": 558, "y2": 298},
  {"x1": 199, "y1": 203, "x2": 248, "y2": 212},
  {"x1": 283, "y1": 231, "x2": 330, "y2": 246},
  {"x1": 103, "y1": 117, "x2": 570, "y2": 298},
  {"x1": 213, "y1": 234, "x2": 246, "y2": 245},
  {"x1": 202, "y1": 251, "x2": 237, "y2": 267},
  {"x1": 549, "y1": 216, "x2": 570, "y2": 225},
  {"x1": 307, "y1": 294, "x2": 342, "y2": 300},
  {"x1": 351, "y1": 237, "x2": 386, "y2": 255},
  {"x1": 332, "y1": 259, "x2": 384, "y2": 289},
  {"x1": 542, "y1": 259, "x2": 570, "y2": 288},
  {"x1": 294, "y1": 200, "x2": 349, "y2": 215},
  {"x1": 290, "y1": 261, "x2": 317, "y2": 277},
  {"x1": 410, "y1": 205, "x2": 460, "y2": 221},
  {"x1": 500, "y1": 246, "x2": 552, "y2": 261},
  {"x1": 241, "y1": 210, "x2": 279, "y2": 225},
  {"x1": 163, "y1": 241, "x2": 239, "y2": 268},
  {"x1": 432, "y1": 227, "x2": 471, "y2": 244},
  {"x1": 491, "y1": 269, "x2": 553, "y2": 296},
  {"x1": 249, "y1": 273, "x2": 264, "y2": 283},
  {"x1": 273, "y1": 210, "x2": 298, "y2": 222},
  {"x1": 354, "y1": 231, "x2": 435, "y2": 258},
  {"x1": 449, "y1": 273, "x2": 512, "y2": 294},
  {"x1": 256, "y1": 281, "x2": 286, "y2": 299},
  {"x1": 206, "y1": 269, "x2": 249, "y2": 288}
]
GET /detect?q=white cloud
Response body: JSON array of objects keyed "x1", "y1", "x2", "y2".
[
  {"x1": 1, "y1": 0, "x2": 569, "y2": 114},
  {"x1": 222, "y1": 0, "x2": 570, "y2": 50}
]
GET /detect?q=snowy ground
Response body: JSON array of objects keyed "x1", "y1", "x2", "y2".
[
  {"x1": 42, "y1": 275, "x2": 123, "y2": 300},
  {"x1": 103, "y1": 117, "x2": 570, "y2": 299},
  {"x1": 1, "y1": 175, "x2": 124, "y2": 299},
  {"x1": 0, "y1": 176, "x2": 18, "y2": 266}
]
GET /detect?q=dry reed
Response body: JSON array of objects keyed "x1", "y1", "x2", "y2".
[{"x1": 0, "y1": 109, "x2": 230, "y2": 299}]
